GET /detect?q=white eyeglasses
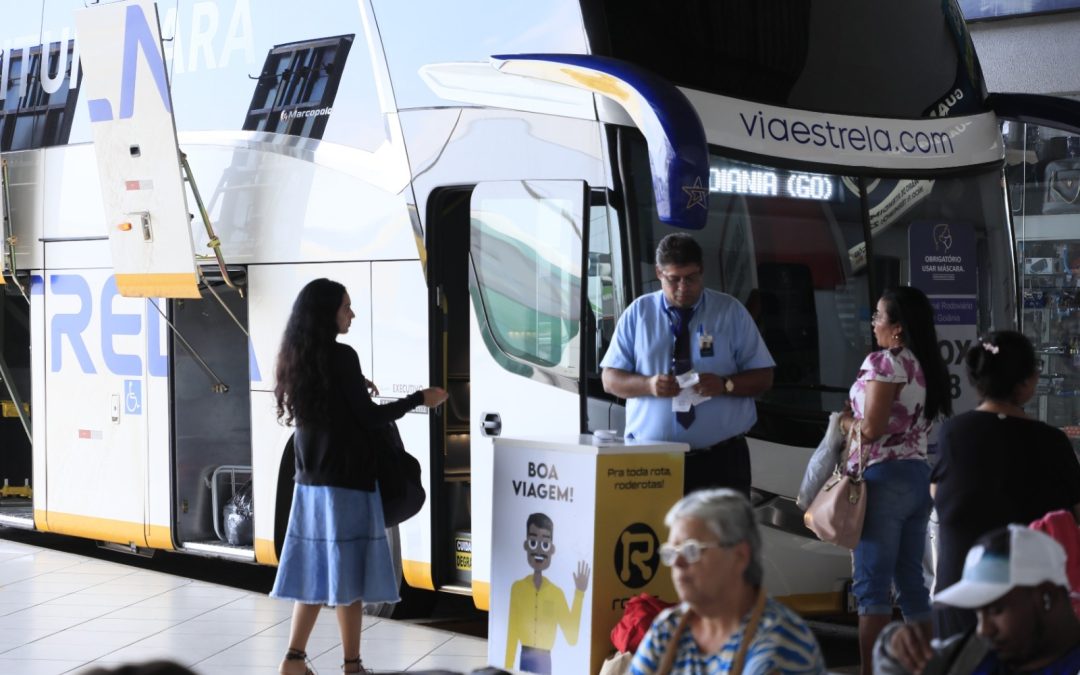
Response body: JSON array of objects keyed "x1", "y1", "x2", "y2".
[{"x1": 659, "y1": 538, "x2": 730, "y2": 566}]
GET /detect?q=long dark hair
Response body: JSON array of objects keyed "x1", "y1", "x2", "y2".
[
  {"x1": 274, "y1": 278, "x2": 346, "y2": 426},
  {"x1": 880, "y1": 286, "x2": 952, "y2": 420},
  {"x1": 964, "y1": 330, "x2": 1037, "y2": 402}
]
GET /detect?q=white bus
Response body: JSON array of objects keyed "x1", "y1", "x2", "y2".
[{"x1": 0, "y1": 0, "x2": 1075, "y2": 616}]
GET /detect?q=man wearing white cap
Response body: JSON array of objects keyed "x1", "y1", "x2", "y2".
[{"x1": 874, "y1": 525, "x2": 1080, "y2": 674}]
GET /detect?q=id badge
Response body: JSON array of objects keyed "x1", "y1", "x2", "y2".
[{"x1": 698, "y1": 328, "x2": 714, "y2": 357}]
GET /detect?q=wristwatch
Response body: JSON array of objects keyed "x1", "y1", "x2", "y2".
[{"x1": 724, "y1": 377, "x2": 735, "y2": 394}]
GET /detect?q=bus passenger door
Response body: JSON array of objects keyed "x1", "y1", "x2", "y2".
[{"x1": 465, "y1": 180, "x2": 587, "y2": 608}]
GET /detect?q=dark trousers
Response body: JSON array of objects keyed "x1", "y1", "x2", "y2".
[{"x1": 683, "y1": 436, "x2": 751, "y2": 497}]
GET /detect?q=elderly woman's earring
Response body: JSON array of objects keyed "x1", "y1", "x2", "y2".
[{"x1": 892, "y1": 333, "x2": 901, "y2": 347}]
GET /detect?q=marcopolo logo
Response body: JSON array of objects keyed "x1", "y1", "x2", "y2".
[
  {"x1": 614, "y1": 523, "x2": 660, "y2": 589},
  {"x1": 280, "y1": 106, "x2": 333, "y2": 122}
]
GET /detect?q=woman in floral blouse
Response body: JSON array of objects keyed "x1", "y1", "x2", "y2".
[{"x1": 838, "y1": 286, "x2": 952, "y2": 675}]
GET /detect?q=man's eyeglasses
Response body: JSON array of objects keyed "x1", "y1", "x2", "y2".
[
  {"x1": 658, "y1": 538, "x2": 731, "y2": 566},
  {"x1": 659, "y1": 271, "x2": 703, "y2": 287}
]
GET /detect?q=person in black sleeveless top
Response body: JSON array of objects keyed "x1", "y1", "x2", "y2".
[{"x1": 931, "y1": 330, "x2": 1080, "y2": 640}]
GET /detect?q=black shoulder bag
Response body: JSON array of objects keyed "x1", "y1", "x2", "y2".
[{"x1": 374, "y1": 421, "x2": 426, "y2": 527}]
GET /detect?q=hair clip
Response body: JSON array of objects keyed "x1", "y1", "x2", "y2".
[{"x1": 982, "y1": 341, "x2": 1000, "y2": 355}]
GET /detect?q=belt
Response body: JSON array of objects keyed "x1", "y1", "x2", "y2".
[{"x1": 689, "y1": 435, "x2": 745, "y2": 454}]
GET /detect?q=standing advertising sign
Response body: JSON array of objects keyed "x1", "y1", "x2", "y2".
[
  {"x1": 908, "y1": 221, "x2": 980, "y2": 413},
  {"x1": 489, "y1": 436, "x2": 684, "y2": 675}
]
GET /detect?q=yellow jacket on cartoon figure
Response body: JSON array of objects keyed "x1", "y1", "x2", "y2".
[{"x1": 504, "y1": 574, "x2": 585, "y2": 669}]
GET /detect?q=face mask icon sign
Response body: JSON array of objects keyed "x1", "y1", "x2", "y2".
[{"x1": 933, "y1": 223, "x2": 953, "y2": 252}]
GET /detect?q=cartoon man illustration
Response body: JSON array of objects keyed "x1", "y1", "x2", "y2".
[{"x1": 504, "y1": 512, "x2": 591, "y2": 674}]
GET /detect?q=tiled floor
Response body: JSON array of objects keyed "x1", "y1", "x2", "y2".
[{"x1": 0, "y1": 538, "x2": 489, "y2": 674}]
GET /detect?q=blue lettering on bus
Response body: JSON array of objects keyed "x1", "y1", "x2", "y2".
[
  {"x1": 101, "y1": 277, "x2": 142, "y2": 376},
  {"x1": 87, "y1": 4, "x2": 173, "y2": 123},
  {"x1": 49, "y1": 274, "x2": 261, "y2": 382},
  {"x1": 146, "y1": 298, "x2": 168, "y2": 378},
  {"x1": 50, "y1": 275, "x2": 96, "y2": 374}
]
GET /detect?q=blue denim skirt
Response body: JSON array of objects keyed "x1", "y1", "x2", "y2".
[{"x1": 271, "y1": 484, "x2": 399, "y2": 607}]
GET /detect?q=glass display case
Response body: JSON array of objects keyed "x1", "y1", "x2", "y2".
[{"x1": 1005, "y1": 122, "x2": 1080, "y2": 448}]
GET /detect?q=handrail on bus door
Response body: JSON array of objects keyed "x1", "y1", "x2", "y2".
[
  {"x1": 0, "y1": 160, "x2": 31, "y2": 442},
  {"x1": 179, "y1": 153, "x2": 242, "y2": 297},
  {"x1": 0, "y1": 160, "x2": 27, "y2": 302},
  {"x1": 178, "y1": 152, "x2": 249, "y2": 343}
]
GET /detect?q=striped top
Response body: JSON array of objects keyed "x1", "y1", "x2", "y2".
[{"x1": 630, "y1": 599, "x2": 825, "y2": 675}]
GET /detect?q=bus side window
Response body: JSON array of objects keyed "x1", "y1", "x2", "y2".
[
  {"x1": 243, "y1": 34, "x2": 354, "y2": 141},
  {"x1": 0, "y1": 40, "x2": 80, "y2": 151},
  {"x1": 469, "y1": 181, "x2": 585, "y2": 384}
]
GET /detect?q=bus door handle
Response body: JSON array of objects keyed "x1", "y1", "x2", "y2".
[{"x1": 481, "y1": 412, "x2": 502, "y2": 437}]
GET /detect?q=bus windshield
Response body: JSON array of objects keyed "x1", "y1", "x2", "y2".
[{"x1": 615, "y1": 133, "x2": 1015, "y2": 446}]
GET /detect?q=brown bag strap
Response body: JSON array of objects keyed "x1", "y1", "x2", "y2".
[
  {"x1": 656, "y1": 589, "x2": 768, "y2": 675},
  {"x1": 730, "y1": 588, "x2": 767, "y2": 675}
]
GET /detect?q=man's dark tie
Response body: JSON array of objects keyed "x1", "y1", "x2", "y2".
[{"x1": 673, "y1": 307, "x2": 695, "y2": 429}]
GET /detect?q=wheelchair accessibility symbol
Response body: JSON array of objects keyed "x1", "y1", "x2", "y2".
[{"x1": 124, "y1": 380, "x2": 142, "y2": 415}]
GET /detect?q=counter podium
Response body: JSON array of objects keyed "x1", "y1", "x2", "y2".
[{"x1": 487, "y1": 435, "x2": 687, "y2": 675}]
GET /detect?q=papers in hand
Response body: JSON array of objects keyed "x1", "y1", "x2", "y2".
[{"x1": 672, "y1": 370, "x2": 710, "y2": 412}]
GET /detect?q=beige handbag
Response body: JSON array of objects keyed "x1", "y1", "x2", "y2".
[
  {"x1": 803, "y1": 421, "x2": 867, "y2": 549},
  {"x1": 598, "y1": 651, "x2": 633, "y2": 675}
]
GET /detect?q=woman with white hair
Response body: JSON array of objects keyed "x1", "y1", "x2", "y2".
[{"x1": 631, "y1": 489, "x2": 825, "y2": 675}]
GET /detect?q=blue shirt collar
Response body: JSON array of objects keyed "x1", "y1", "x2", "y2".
[{"x1": 660, "y1": 291, "x2": 705, "y2": 318}]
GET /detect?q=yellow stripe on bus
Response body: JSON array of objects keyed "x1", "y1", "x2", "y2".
[
  {"x1": 402, "y1": 559, "x2": 434, "y2": 590},
  {"x1": 471, "y1": 580, "x2": 490, "y2": 611},
  {"x1": 114, "y1": 273, "x2": 201, "y2": 298},
  {"x1": 255, "y1": 538, "x2": 278, "y2": 565},
  {"x1": 775, "y1": 591, "x2": 846, "y2": 615},
  {"x1": 34, "y1": 510, "x2": 175, "y2": 550},
  {"x1": 145, "y1": 524, "x2": 174, "y2": 550}
]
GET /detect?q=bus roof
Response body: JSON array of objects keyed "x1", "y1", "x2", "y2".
[{"x1": 589, "y1": 0, "x2": 986, "y2": 120}]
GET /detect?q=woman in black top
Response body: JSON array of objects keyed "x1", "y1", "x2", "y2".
[
  {"x1": 270, "y1": 279, "x2": 447, "y2": 675},
  {"x1": 931, "y1": 330, "x2": 1080, "y2": 640}
]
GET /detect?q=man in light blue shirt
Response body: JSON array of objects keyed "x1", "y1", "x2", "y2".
[{"x1": 600, "y1": 233, "x2": 775, "y2": 495}]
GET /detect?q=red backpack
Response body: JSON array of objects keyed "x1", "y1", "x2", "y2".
[{"x1": 611, "y1": 593, "x2": 677, "y2": 654}]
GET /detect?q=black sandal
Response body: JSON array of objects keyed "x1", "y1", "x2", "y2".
[
  {"x1": 283, "y1": 647, "x2": 315, "y2": 675},
  {"x1": 342, "y1": 656, "x2": 368, "y2": 673}
]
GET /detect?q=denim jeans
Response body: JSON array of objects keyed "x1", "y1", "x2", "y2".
[{"x1": 852, "y1": 459, "x2": 932, "y2": 620}]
